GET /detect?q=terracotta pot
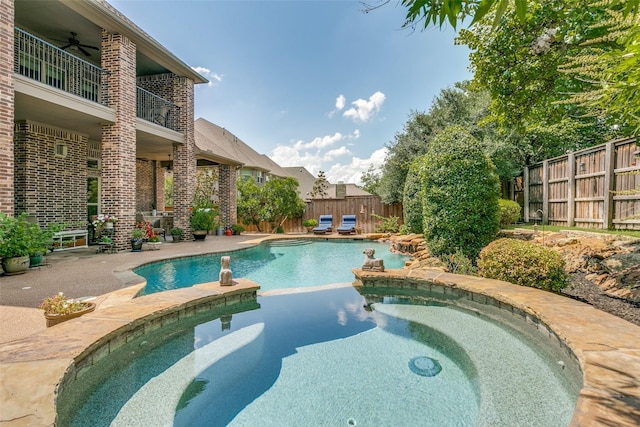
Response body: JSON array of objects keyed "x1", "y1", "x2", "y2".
[
  {"x1": 44, "y1": 302, "x2": 96, "y2": 327},
  {"x1": 224, "y1": 229, "x2": 232, "y2": 236},
  {"x1": 1, "y1": 256, "x2": 30, "y2": 275}
]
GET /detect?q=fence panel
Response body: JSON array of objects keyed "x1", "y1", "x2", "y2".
[
  {"x1": 525, "y1": 137, "x2": 639, "y2": 230},
  {"x1": 241, "y1": 195, "x2": 403, "y2": 234}
]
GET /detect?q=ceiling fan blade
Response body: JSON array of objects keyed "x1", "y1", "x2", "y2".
[
  {"x1": 79, "y1": 44, "x2": 99, "y2": 50},
  {"x1": 78, "y1": 46, "x2": 91, "y2": 57},
  {"x1": 60, "y1": 44, "x2": 71, "y2": 50}
]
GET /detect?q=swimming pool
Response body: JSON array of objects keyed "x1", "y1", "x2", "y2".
[
  {"x1": 136, "y1": 239, "x2": 409, "y2": 295},
  {"x1": 59, "y1": 286, "x2": 580, "y2": 426}
]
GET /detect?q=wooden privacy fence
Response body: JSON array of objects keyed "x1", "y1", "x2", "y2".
[
  {"x1": 523, "y1": 137, "x2": 639, "y2": 230},
  {"x1": 242, "y1": 195, "x2": 403, "y2": 234}
]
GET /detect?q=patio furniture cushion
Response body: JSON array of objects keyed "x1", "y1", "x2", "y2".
[
  {"x1": 312, "y1": 215, "x2": 333, "y2": 234},
  {"x1": 336, "y1": 215, "x2": 356, "y2": 234}
]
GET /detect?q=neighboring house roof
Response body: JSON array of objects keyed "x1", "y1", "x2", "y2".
[
  {"x1": 282, "y1": 166, "x2": 317, "y2": 198},
  {"x1": 326, "y1": 183, "x2": 372, "y2": 198},
  {"x1": 260, "y1": 155, "x2": 289, "y2": 178},
  {"x1": 282, "y1": 166, "x2": 372, "y2": 200},
  {"x1": 195, "y1": 118, "x2": 270, "y2": 171}
]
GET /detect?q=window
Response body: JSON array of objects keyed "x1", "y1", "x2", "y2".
[
  {"x1": 54, "y1": 143, "x2": 67, "y2": 158},
  {"x1": 256, "y1": 170, "x2": 264, "y2": 184},
  {"x1": 18, "y1": 54, "x2": 41, "y2": 80},
  {"x1": 87, "y1": 177, "x2": 99, "y2": 222}
]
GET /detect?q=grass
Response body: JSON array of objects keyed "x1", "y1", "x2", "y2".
[{"x1": 511, "y1": 224, "x2": 640, "y2": 239}]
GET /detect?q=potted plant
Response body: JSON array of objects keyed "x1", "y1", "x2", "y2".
[
  {"x1": 39, "y1": 292, "x2": 96, "y2": 327},
  {"x1": 130, "y1": 228, "x2": 145, "y2": 252},
  {"x1": 0, "y1": 213, "x2": 37, "y2": 274},
  {"x1": 170, "y1": 227, "x2": 184, "y2": 242},
  {"x1": 303, "y1": 219, "x2": 318, "y2": 233},
  {"x1": 190, "y1": 205, "x2": 218, "y2": 240},
  {"x1": 231, "y1": 224, "x2": 245, "y2": 235}
]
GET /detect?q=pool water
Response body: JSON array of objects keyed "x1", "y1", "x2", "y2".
[
  {"x1": 62, "y1": 287, "x2": 579, "y2": 426},
  {"x1": 136, "y1": 239, "x2": 409, "y2": 295}
]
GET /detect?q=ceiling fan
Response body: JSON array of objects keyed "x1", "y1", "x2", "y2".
[{"x1": 58, "y1": 32, "x2": 99, "y2": 57}]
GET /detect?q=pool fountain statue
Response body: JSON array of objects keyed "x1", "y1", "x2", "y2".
[
  {"x1": 219, "y1": 256, "x2": 233, "y2": 286},
  {"x1": 362, "y1": 248, "x2": 384, "y2": 272}
]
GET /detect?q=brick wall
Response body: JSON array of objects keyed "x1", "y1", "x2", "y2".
[
  {"x1": 101, "y1": 31, "x2": 137, "y2": 250},
  {"x1": 0, "y1": 1, "x2": 14, "y2": 215},
  {"x1": 14, "y1": 121, "x2": 87, "y2": 228}
]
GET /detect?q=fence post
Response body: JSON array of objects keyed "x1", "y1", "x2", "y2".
[
  {"x1": 523, "y1": 166, "x2": 530, "y2": 222},
  {"x1": 603, "y1": 140, "x2": 615, "y2": 229},
  {"x1": 542, "y1": 160, "x2": 549, "y2": 224},
  {"x1": 567, "y1": 151, "x2": 575, "y2": 227}
]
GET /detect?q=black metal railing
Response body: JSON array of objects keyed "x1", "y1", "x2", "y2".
[
  {"x1": 14, "y1": 28, "x2": 107, "y2": 105},
  {"x1": 136, "y1": 87, "x2": 180, "y2": 131}
]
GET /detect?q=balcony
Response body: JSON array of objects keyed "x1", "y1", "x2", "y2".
[
  {"x1": 15, "y1": 28, "x2": 107, "y2": 105},
  {"x1": 136, "y1": 87, "x2": 180, "y2": 132},
  {"x1": 15, "y1": 28, "x2": 181, "y2": 133}
]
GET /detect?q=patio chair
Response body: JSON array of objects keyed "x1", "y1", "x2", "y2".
[
  {"x1": 336, "y1": 215, "x2": 357, "y2": 235},
  {"x1": 312, "y1": 215, "x2": 333, "y2": 234}
]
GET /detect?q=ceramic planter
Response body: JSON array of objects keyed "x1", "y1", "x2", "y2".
[{"x1": 1, "y1": 256, "x2": 30, "y2": 275}]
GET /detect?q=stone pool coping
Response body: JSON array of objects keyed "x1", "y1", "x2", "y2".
[
  {"x1": 353, "y1": 268, "x2": 640, "y2": 427},
  {"x1": 0, "y1": 279, "x2": 259, "y2": 426}
]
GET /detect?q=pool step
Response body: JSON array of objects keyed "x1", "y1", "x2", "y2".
[{"x1": 266, "y1": 239, "x2": 314, "y2": 247}]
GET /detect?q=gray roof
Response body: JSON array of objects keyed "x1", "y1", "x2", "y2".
[
  {"x1": 282, "y1": 167, "x2": 372, "y2": 200},
  {"x1": 195, "y1": 118, "x2": 277, "y2": 171}
]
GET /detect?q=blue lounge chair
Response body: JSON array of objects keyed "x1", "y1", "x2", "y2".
[
  {"x1": 336, "y1": 215, "x2": 357, "y2": 235},
  {"x1": 312, "y1": 215, "x2": 333, "y2": 234}
]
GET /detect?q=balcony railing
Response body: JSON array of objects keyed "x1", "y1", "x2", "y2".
[
  {"x1": 14, "y1": 28, "x2": 107, "y2": 105},
  {"x1": 136, "y1": 87, "x2": 180, "y2": 131}
]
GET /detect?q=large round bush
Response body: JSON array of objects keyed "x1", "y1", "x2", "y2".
[
  {"x1": 403, "y1": 158, "x2": 425, "y2": 234},
  {"x1": 420, "y1": 126, "x2": 500, "y2": 260},
  {"x1": 478, "y1": 238, "x2": 568, "y2": 292}
]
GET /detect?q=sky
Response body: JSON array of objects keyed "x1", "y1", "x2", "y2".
[{"x1": 108, "y1": 0, "x2": 472, "y2": 184}]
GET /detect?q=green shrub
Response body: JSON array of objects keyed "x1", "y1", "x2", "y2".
[
  {"x1": 420, "y1": 126, "x2": 501, "y2": 261},
  {"x1": 478, "y1": 238, "x2": 568, "y2": 292},
  {"x1": 439, "y1": 249, "x2": 477, "y2": 275},
  {"x1": 372, "y1": 214, "x2": 399, "y2": 233},
  {"x1": 498, "y1": 199, "x2": 521, "y2": 228},
  {"x1": 403, "y1": 159, "x2": 425, "y2": 234}
]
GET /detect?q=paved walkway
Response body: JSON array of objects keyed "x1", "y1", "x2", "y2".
[{"x1": 0, "y1": 233, "x2": 266, "y2": 343}]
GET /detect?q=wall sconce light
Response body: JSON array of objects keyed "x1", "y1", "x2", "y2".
[
  {"x1": 579, "y1": 161, "x2": 586, "y2": 172},
  {"x1": 360, "y1": 205, "x2": 365, "y2": 214},
  {"x1": 167, "y1": 153, "x2": 173, "y2": 171},
  {"x1": 632, "y1": 150, "x2": 639, "y2": 166}
]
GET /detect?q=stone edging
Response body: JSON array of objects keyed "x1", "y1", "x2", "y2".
[{"x1": 352, "y1": 268, "x2": 640, "y2": 427}]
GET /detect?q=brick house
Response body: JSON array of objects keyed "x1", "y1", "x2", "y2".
[{"x1": 1, "y1": 0, "x2": 210, "y2": 250}]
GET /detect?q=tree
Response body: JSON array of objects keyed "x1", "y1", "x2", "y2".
[
  {"x1": 261, "y1": 177, "x2": 306, "y2": 232},
  {"x1": 309, "y1": 171, "x2": 329, "y2": 199},
  {"x1": 236, "y1": 177, "x2": 306, "y2": 233},
  {"x1": 237, "y1": 177, "x2": 263, "y2": 231},
  {"x1": 420, "y1": 125, "x2": 501, "y2": 261},
  {"x1": 360, "y1": 164, "x2": 382, "y2": 195}
]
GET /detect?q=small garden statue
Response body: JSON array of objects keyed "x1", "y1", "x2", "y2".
[
  {"x1": 362, "y1": 248, "x2": 384, "y2": 272},
  {"x1": 219, "y1": 256, "x2": 233, "y2": 286}
]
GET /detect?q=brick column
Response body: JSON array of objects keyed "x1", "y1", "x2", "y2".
[
  {"x1": 218, "y1": 164, "x2": 237, "y2": 226},
  {"x1": 0, "y1": 2, "x2": 14, "y2": 215},
  {"x1": 171, "y1": 76, "x2": 196, "y2": 237},
  {"x1": 101, "y1": 31, "x2": 137, "y2": 250}
]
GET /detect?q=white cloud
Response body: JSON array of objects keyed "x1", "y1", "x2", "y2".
[
  {"x1": 192, "y1": 66, "x2": 223, "y2": 86},
  {"x1": 328, "y1": 94, "x2": 346, "y2": 118},
  {"x1": 343, "y1": 91, "x2": 386, "y2": 122},
  {"x1": 293, "y1": 132, "x2": 344, "y2": 150},
  {"x1": 325, "y1": 147, "x2": 387, "y2": 185},
  {"x1": 271, "y1": 131, "x2": 385, "y2": 184}
]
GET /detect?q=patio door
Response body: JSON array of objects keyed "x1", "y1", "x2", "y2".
[{"x1": 87, "y1": 177, "x2": 99, "y2": 221}]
